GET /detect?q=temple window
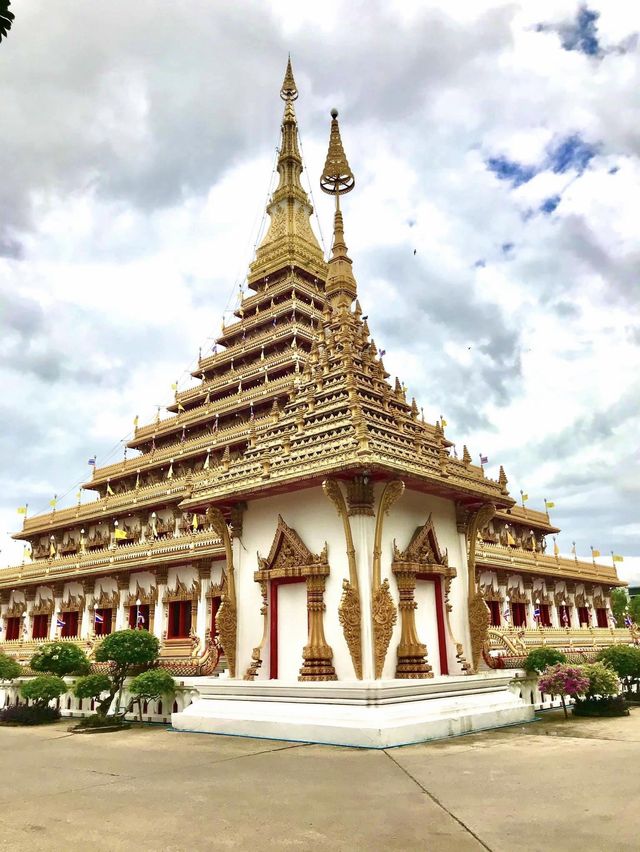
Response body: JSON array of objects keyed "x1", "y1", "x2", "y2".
[
  {"x1": 210, "y1": 596, "x2": 221, "y2": 638},
  {"x1": 129, "y1": 604, "x2": 150, "y2": 630},
  {"x1": 538, "y1": 604, "x2": 552, "y2": 627},
  {"x1": 60, "y1": 611, "x2": 79, "y2": 638},
  {"x1": 595, "y1": 608, "x2": 608, "y2": 628},
  {"x1": 5, "y1": 616, "x2": 20, "y2": 641},
  {"x1": 167, "y1": 600, "x2": 192, "y2": 638},
  {"x1": 558, "y1": 604, "x2": 572, "y2": 627},
  {"x1": 511, "y1": 603, "x2": 527, "y2": 627},
  {"x1": 487, "y1": 600, "x2": 501, "y2": 626},
  {"x1": 577, "y1": 606, "x2": 590, "y2": 627},
  {"x1": 32, "y1": 614, "x2": 49, "y2": 639},
  {"x1": 94, "y1": 608, "x2": 112, "y2": 636}
]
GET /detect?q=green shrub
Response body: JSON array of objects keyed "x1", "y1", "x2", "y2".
[
  {"x1": 0, "y1": 704, "x2": 60, "y2": 725},
  {"x1": 20, "y1": 675, "x2": 67, "y2": 707},
  {"x1": 582, "y1": 662, "x2": 619, "y2": 698},
  {"x1": 524, "y1": 647, "x2": 567, "y2": 674},
  {"x1": 597, "y1": 645, "x2": 640, "y2": 693},
  {"x1": 31, "y1": 642, "x2": 90, "y2": 677},
  {"x1": 128, "y1": 669, "x2": 175, "y2": 720},
  {"x1": 76, "y1": 714, "x2": 129, "y2": 729},
  {"x1": 538, "y1": 663, "x2": 590, "y2": 719},
  {"x1": 573, "y1": 696, "x2": 629, "y2": 717},
  {"x1": 73, "y1": 673, "x2": 112, "y2": 715},
  {"x1": 0, "y1": 653, "x2": 22, "y2": 681}
]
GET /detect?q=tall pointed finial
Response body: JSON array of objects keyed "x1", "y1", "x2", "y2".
[
  {"x1": 280, "y1": 55, "x2": 298, "y2": 101},
  {"x1": 321, "y1": 109, "x2": 357, "y2": 311}
]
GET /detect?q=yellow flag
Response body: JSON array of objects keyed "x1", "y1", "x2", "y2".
[
  {"x1": 545, "y1": 500, "x2": 555, "y2": 509},
  {"x1": 613, "y1": 554, "x2": 624, "y2": 562},
  {"x1": 167, "y1": 463, "x2": 174, "y2": 480},
  {"x1": 441, "y1": 418, "x2": 448, "y2": 428},
  {"x1": 17, "y1": 506, "x2": 27, "y2": 514},
  {"x1": 553, "y1": 542, "x2": 559, "y2": 557},
  {"x1": 592, "y1": 549, "x2": 601, "y2": 558},
  {"x1": 171, "y1": 383, "x2": 178, "y2": 391},
  {"x1": 106, "y1": 483, "x2": 114, "y2": 496},
  {"x1": 177, "y1": 403, "x2": 185, "y2": 413},
  {"x1": 507, "y1": 531, "x2": 516, "y2": 546},
  {"x1": 521, "y1": 493, "x2": 529, "y2": 502},
  {"x1": 192, "y1": 513, "x2": 199, "y2": 531},
  {"x1": 133, "y1": 415, "x2": 139, "y2": 430},
  {"x1": 114, "y1": 528, "x2": 128, "y2": 541},
  {"x1": 49, "y1": 498, "x2": 57, "y2": 508}
]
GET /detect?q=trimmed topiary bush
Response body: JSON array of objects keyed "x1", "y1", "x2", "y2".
[
  {"x1": 582, "y1": 662, "x2": 619, "y2": 698},
  {"x1": 573, "y1": 696, "x2": 629, "y2": 717},
  {"x1": 94, "y1": 629, "x2": 160, "y2": 715},
  {"x1": 524, "y1": 647, "x2": 567, "y2": 674},
  {"x1": 538, "y1": 663, "x2": 590, "y2": 718},
  {"x1": 128, "y1": 669, "x2": 175, "y2": 721},
  {"x1": 73, "y1": 673, "x2": 113, "y2": 716},
  {"x1": 0, "y1": 653, "x2": 22, "y2": 681},
  {"x1": 31, "y1": 642, "x2": 90, "y2": 677},
  {"x1": 20, "y1": 675, "x2": 67, "y2": 707}
]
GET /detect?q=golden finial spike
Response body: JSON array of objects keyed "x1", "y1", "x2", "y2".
[
  {"x1": 280, "y1": 55, "x2": 298, "y2": 101},
  {"x1": 321, "y1": 110, "x2": 355, "y2": 195}
]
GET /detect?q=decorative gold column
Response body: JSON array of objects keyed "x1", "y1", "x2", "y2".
[
  {"x1": 371, "y1": 480, "x2": 404, "y2": 678},
  {"x1": 322, "y1": 478, "x2": 362, "y2": 679},
  {"x1": 466, "y1": 503, "x2": 497, "y2": 672},
  {"x1": 244, "y1": 580, "x2": 268, "y2": 681},
  {"x1": 206, "y1": 506, "x2": 238, "y2": 677},
  {"x1": 393, "y1": 568, "x2": 432, "y2": 678},
  {"x1": 300, "y1": 573, "x2": 337, "y2": 681}
]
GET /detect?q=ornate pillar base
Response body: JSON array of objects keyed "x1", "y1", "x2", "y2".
[
  {"x1": 395, "y1": 643, "x2": 433, "y2": 679},
  {"x1": 299, "y1": 645, "x2": 337, "y2": 681}
]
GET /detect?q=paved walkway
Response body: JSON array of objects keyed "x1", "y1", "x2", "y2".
[{"x1": 0, "y1": 710, "x2": 638, "y2": 851}]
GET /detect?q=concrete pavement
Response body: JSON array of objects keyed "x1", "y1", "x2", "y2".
[{"x1": 0, "y1": 710, "x2": 638, "y2": 851}]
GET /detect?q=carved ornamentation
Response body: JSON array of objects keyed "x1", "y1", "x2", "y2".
[
  {"x1": 371, "y1": 480, "x2": 404, "y2": 678},
  {"x1": 466, "y1": 503, "x2": 497, "y2": 673},
  {"x1": 322, "y1": 478, "x2": 362, "y2": 679},
  {"x1": 244, "y1": 580, "x2": 268, "y2": 681},
  {"x1": 124, "y1": 582, "x2": 158, "y2": 608},
  {"x1": 346, "y1": 474, "x2": 374, "y2": 516},
  {"x1": 255, "y1": 515, "x2": 336, "y2": 681},
  {"x1": 372, "y1": 580, "x2": 397, "y2": 678},
  {"x1": 206, "y1": 505, "x2": 238, "y2": 677},
  {"x1": 31, "y1": 597, "x2": 54, "y2": 616}
]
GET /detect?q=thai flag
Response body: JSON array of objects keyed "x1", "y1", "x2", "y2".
[
  {"x1": 56, "y1": 618, "x2": 65, "y2": 628},
  {"x1": 480, "y1": 455, "x2": 488, "y2": 465},
  {"x1": 94, "y1": 612, "x2": 104, "y2": 624},
  {"x1": 625, "y1": 614, "x2": 633, "y2": 628},
  {"x1": 88, "y1": 457, "x2": 96, "y2": 466},
  {"x1": 533, "y1": 607, "x2": 541, "y2": 619},
  {"x1": 137, "y1": 611, "x2": 146, "y2": 626},
  {"x1": 503, "y1": 607, "x2": 511, "y2": 622},
  {"x1": 609, "y1": 613, "x2": 617, "y2": 626},
  {"x1": 378, "y1": 348, "x2": 386, "y2": 358}
]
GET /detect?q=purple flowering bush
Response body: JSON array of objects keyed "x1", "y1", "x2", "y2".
[{"x1": 538, "y1": 663, "x2": 590, "y2": 718}]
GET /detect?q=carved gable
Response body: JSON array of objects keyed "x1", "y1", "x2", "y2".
[
  {"x1": 256, "y1": 515, "x2": 328, "y2": 580},
  {"x1": 393, "y1": 514, "x2": 448, "y2": 568}
]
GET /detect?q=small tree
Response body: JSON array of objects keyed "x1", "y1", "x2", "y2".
[
  {"x1": 581, "y1": 662, "x2": 619, "y2": 698},
  {"x1": 73, "y1": 673, "x2": 113, "y2": 716},
  {"x1": 0, "y1": 653, "x2": 22, "y2": 681},
  {"x1": 538, "y1": 663, "x2": 590, "y2": 718},
  {"x1": 597, "y1": 645, "x2": 640, "y2": 695},
  {"x1": 20, "y1": 675, "x2": 67, "y2": 708},
  {"x1": 524, "y1": 647, "x2": 567, "y2": 674},
  {"x1": 610, "y1": 589, "x2": 629, "y2": 627},
  {"x1": 94, "y1": 629, "x2": 160, "y2": 715},
  {"x1": 31, "y1": 642, "x2": 91, "y2": 677},
  {"x1": 128, "y1": 669, "x2": 175, "y2": 721}
]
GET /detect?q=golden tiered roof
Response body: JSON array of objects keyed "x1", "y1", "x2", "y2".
[{"x1": 2, "y1": 61, "x2": 621, "y2": 594}]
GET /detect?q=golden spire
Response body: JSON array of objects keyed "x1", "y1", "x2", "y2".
[
  {"x1": 249, "y1": 58, "x2": 325, "y2": 285},
  {"x1": 321, "y1": 109, "x2": 357, "y2": 311}
]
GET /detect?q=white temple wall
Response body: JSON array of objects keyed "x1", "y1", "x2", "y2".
[
  {"x1": 377, "y1": 486, "x2": 469, "y2": 679},
  {"x1": 236, "y1": 486, "x2": 354, "y2": 681}
]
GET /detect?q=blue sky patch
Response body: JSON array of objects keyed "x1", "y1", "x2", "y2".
[
  {"x1": 540, "y1": 195, "x2": 560, "y2": 214},
  {"x1": 548, "y1": 134, "x2": 597, "y2": 174},
  {"x1": 487, "y1": 156, "x2": 537, "y2": 187},
  {"x1": 561, "y1": 6, "x2": 600, "y2": 56}
]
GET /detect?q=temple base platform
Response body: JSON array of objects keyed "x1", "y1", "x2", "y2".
[{"x1": 171, "y1": 672, "x2": 533, "y2": 748}]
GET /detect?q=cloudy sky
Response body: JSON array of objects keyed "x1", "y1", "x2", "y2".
[{"x1": 1, "y1": 1, "x2": 639, "y2": 581}]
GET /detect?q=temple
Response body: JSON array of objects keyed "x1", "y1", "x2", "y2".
[{"x1": 0, "y1": 61, "x2": 633, "y2": 745}]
